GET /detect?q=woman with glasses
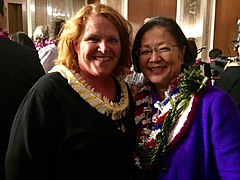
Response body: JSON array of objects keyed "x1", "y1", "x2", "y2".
[{"x1": 132, "y1": 16, "x2": 240, "y2": 179}]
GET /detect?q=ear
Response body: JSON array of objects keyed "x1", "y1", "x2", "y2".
[
  {"x1": 179, "y1": 46, "x2": 186, "y2": 63},
  {"x1": 74, "y1": 40, "x2": 80, "y2": 53}
]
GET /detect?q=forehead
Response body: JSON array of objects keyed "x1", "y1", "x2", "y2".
[
  {"x1": 141, "y1": 26, "x2": 176, "y2": 46},
  {"x1": 83, "y1": 15, "x2": 119, "y2": 36}
]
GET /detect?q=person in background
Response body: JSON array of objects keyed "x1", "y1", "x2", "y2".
[
  {"x1": 5, "y1": 3, "x2": 135, "y2": 180},
  {"x1": 187, "y1": 37, "x2": 198, "y2": 60},
  {"x1": 10, "y1": 31, "x2": 36, "y2": 50},
  {"x1": 209, "y1": 48, "x2": 224, "y2": 79},
  {"x1": 132, "y1": 16, "x2": 240, "y2": 179},
  {"x1": 32, "y1": 24, "x2": 49, "y2": 51},
  {"x1": 214, "y1": 41, "x2": 240, "y2": 111},
  {"x1": 38, "y1": 17, "x2": 66, "y2": 73},
  {"x1": 0, "y1": 0, "x2": 45, "y2": 179},
  {"x1": 188, "y1": 38, "x2": 212, "y2": 83}
]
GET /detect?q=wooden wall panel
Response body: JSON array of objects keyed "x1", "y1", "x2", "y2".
[
  {"x1": 128, "y1": 0, "x2": 177, "y2": 37},
  {"x1": 73, "y1": 0, "x2": 85, "y2": 15},
  {"x1": 214, "y1": 0, "x2": 240, "y2": 57},
  {"x1": 35, "y1": 0, "x2": 47, "y2": 27},
  {"x1": 5, "y1": 0, "x2": 27, "y2": 34},
  {"x1": 128, "y1": 0, "x2": 177, "y2": 24},
  {"x1": 154, "y1": 1, "x2": 177, "y2": 20},
  {"x1": 8, "y1": 3, "x2": 23, "y2": 34}
]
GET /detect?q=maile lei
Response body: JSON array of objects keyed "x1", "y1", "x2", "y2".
[
  {"x1": 0, "y1": 28, "x2": 9, "y2": 39},
  {"x1": 49, "y1": 65, "x2": 129, "y2": 122},
  {"x1": 134, "y1": 65, "x2": 208, "y2": 170}
]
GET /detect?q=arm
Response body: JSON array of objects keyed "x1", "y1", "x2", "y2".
[
  {"x1": 5, "y1": 87, "x2": 61, "y2": 180},
  {"x1": 210, "y1": 90, "x2": 240, "y2": 178}
]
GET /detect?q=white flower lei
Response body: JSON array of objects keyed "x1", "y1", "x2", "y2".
[{"x1": 49, "y1": 65, "x2": 129, "y2": 120}]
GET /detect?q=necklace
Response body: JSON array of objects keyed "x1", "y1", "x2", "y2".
[
  {"x1": 134, "y1": 65, "x2": 208, "y2": 170},
  {"x1": 0, "y1": 28, "x2": 9, "y2": 39},
  {"x1": 49, "y1": 65, "x2": 129, "y2": 121}
]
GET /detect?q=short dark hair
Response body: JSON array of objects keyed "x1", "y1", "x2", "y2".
[
  {"x1": 0, "y1": 0, "x2": 4, "y2": 16},
  {"x1": 49, "y1": 17, "x2": 66, "y2": 40},
  {"x1": 188, "y1": 38, "x2": 198, "y2": 60},
  {"x1": 10, "y1": 31, "x2": 36, "y2": 50},
  {"x1": 132, "y1": 16, "x2": 194, "y2": 73}
]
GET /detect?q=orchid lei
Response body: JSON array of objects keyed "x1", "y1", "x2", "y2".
[
  {"x1": 134, "y1": 65, "x2": 208, "y2": 170},
  {"x1": 0, "y1": 28, "x2": 9, "y2": 39},
  {"x1": 35, "y1": 39, "x2": 56, "y2": 51}
]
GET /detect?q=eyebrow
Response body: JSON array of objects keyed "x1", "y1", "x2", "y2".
[{"x1": 142, "y1": 41, "x2": 177, "y2": 47}]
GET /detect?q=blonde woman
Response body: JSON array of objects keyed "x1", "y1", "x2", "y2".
[{"x1": 5, "y1": 3, "x2": 135, "y2": 180}]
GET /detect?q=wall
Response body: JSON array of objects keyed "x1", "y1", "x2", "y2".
[
  {"x1": 128, "y1": 0, "x2": 177, "y2": 37},
  {"x1": 214, "y1": 0, "x2": 240, "y2": 57},
  {"x1": 5, "y1": 0, "x2": 27, "y2": 34},
  {"x1": 128, "y1": 0, "x2": 240, "y2": 60},
  {"x1": 5, "y1": 0, "x2": 240, "y2": 58}
]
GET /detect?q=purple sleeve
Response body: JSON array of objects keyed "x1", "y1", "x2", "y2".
[{"x1": 210, "y1": 90, "x2": 240, "y2": 178}]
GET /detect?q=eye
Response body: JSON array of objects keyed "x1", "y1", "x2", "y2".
[
  {"x1": 158, "y1": 45, "x2": 171, "y2": 52},
  {"x1": 140, "y1": 49, "x2": 151, "y2": 55},
  {"x1": 107, "y1": 37, "x2": 119, "y2": 44},
  {"x1": 86, "y1": 37, "x2": 99, "y2": 43}
]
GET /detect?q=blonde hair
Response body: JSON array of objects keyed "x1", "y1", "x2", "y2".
[{"x1": 56, "y1": 3, "x2": 133, "y2": 76}]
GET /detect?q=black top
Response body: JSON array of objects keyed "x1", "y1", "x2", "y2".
[
  {"x1": 5, "y1": 72, "x2": 136, "y2": 180},
  {"x1": 0, "y1": 39, "x2": 45, "y2": 179},
  {"x1": 215, "y1": 66, "x2": 240, "y2": 111}
]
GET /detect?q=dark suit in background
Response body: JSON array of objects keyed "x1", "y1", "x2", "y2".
[
  {"x1": 0, "y1": 38, "x2": 45, "y2": 179},
  {"x1": 215, "y1": 65, "x2": 240, "y2": 111}
]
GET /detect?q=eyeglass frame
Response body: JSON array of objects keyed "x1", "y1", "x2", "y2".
[{"x1": 136, "y1": 42, "x2": 180, "y2": 59}]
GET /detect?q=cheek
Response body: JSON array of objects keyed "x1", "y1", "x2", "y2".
[
  {"x1": 139, "y1": 59, "x2": 147, "y2": 69},
  {"x1": 112, "y1": 45, "x2": 121, "y2": 59},
  {"x1": 172, "y1": 59, "x2": 182, "y2": 75},
  {"x1": 78, "y1": 43, "x2": 91, "y2": 59}
]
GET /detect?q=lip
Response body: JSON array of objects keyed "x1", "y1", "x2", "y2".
[
  {"x1": 149, "y1": 66, "x2": 166, "y2": 72},
  {"x1": 94, "y1": 56, "x2": 111, "y2": 61}
]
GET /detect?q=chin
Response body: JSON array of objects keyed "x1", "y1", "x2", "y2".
[{"x1": 149, "y1": 78, "x2": 163, "y2": 85}]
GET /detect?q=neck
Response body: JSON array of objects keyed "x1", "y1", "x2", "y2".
[
  {"x1": 153, "y1": 78, "x2": 180, "y2": 101},
  {"x1": 79, "y1": 73, "x2": 117, "y2": 101},
  {"x1": 153, "y1": 83, "x2": 168, "y2": 101},
  {"x1": 157, "y1": 88, "x2": 167, "y2": 101}
]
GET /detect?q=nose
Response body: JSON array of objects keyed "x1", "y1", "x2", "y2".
[
  {"x1": 98, "y1": 40, "x2": 110, "y2": 53},
  {"x1": 149, "y1": 50, "x2": 161, "y2": 63}
]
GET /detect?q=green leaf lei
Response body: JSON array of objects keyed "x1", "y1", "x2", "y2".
[{"x1": 137, "y1": 65, "x2": 208, "y2": 170}]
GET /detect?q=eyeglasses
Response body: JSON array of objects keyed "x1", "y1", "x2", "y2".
[{"x1": 136, "y1": 43, "x2": 179, "y2": 59}]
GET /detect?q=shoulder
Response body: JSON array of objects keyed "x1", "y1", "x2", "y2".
[
  {"x1": 38, "y1": 44, "x2": 57, "y2": 55},
  {"x1": 33, "y1": 72, "x2": 68, "y2": 90},
  {"x1": 0, "y1": 38, "x2": 38, "y2": 57},
  {"x1": 200, "y1": 85, "x2": 239, "y2": 113},
  {"x1": 0, "y1": 39, "x2": 45, "y2": 77},
  {"x1": 0, "y1": 38, "x2": 41, "y2": 64},
  {"x1": 38, "y1": 44, "x2": 58, "y2": 61},
  {"x1": 201, "y1": 85, "x2": 232, "y2": 102}
]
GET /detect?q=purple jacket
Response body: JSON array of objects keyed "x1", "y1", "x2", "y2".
[{"x1": 157, "y1": 86, "x2": 240, "y2": 179}]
